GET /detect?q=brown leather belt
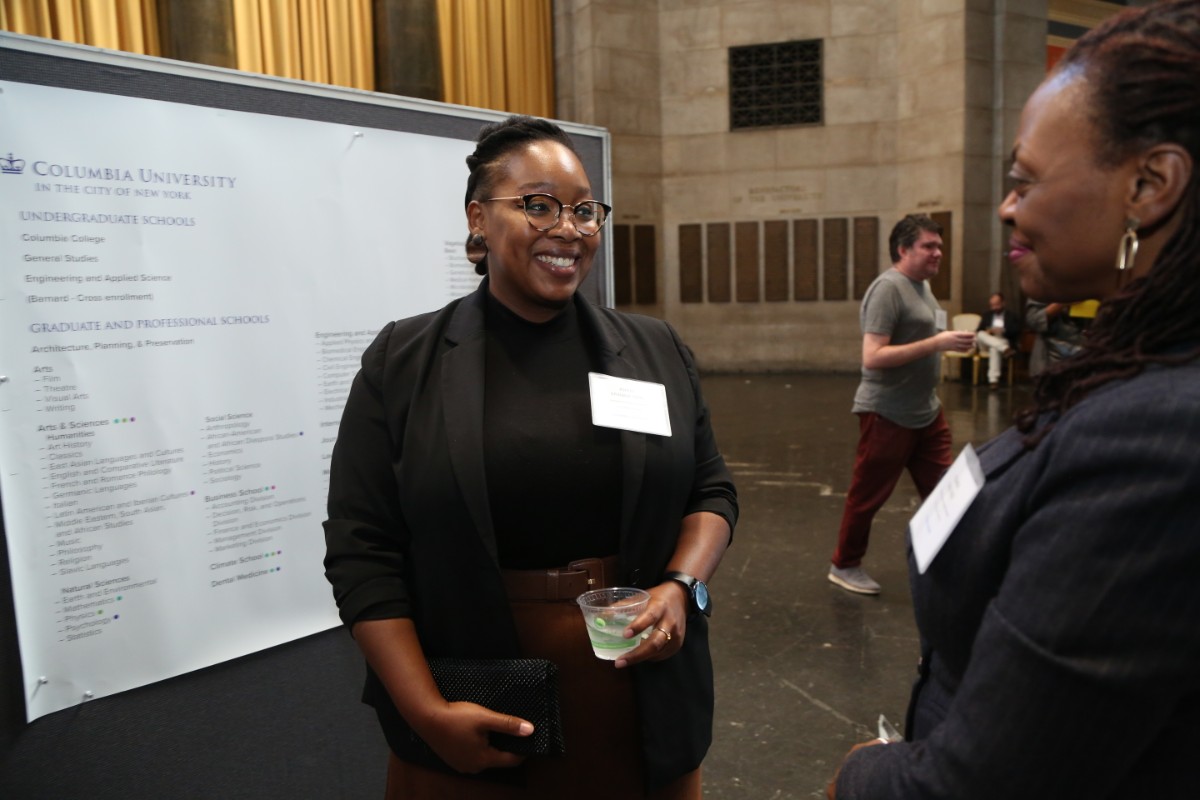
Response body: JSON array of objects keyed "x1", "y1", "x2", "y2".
[{"x1": 502, "y1": 555, "x2": 620, "y2": 602}]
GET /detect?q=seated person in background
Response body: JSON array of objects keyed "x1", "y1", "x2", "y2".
[{"x1": 975, "y1": 292, "x2": 1021, "y2": 387}]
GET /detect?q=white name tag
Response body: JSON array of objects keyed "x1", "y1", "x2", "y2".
[
  {"x1": 909, "y1": 444, "x2": 984, "y2": 573},
  {"x1": 588, "y1": 372, "x2": 672, "y2": 437},
  {"x1": 935, "y1": 309, "x2": 948, "y2": 331}
]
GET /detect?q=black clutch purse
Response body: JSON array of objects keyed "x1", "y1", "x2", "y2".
[{"x1": 404, "y1": 657, "x2": 566, "y2": 769}]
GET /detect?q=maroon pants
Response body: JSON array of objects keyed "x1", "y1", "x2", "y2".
[{"x1": 831, "y1": 410, "x2": 952, "y2": 568}]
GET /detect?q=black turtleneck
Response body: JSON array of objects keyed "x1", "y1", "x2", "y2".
[{"x1": 482, "y1": 292, "x2": 622, "y2": 569}]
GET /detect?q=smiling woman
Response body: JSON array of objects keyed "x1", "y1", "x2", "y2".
[
  {"x1": 465, "y1": 129, "x2": 605, "y2": 322},
  {"x1": 324, "y1": 115, "x2": 738, "y2": 799},
  {"x1": 828, "y1": 1, "x2": 1200, "y2": 798}
]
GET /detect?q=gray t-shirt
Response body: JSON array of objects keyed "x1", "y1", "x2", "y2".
[{"x1": 851, "y1": 268, "x2": 943, "y2": 428}]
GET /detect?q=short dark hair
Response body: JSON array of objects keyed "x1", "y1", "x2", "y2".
[
  {"x1": 888, "y1": 214, "x2": 942, "y2": 263},
  {"x1": 462, "y1": 115, "x2": 578, "y2": 275}
]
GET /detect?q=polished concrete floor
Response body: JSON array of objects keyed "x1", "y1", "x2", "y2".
[{"x1": 698, "y1": 371, "x2": 1030, "y2": 799}]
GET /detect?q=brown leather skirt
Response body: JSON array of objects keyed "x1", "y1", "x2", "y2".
[{"x1": 383, "y1": 597, "x2": 701, "y2": 799}]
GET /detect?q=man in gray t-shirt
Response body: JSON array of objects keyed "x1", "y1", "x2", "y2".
[{"x1": 828, "y1": 215, "x2": 976, "y2": 595}]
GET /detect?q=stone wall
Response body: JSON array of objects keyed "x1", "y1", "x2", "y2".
[{"x1": 555, "y1": 0, "x2": 1046, "y2": 372}]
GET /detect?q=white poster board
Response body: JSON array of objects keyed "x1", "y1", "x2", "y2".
[{"x1": 0, "y1": 62, "x2": 514, "y2": 720}]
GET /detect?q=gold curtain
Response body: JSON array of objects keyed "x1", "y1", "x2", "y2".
[
  {"x1": 0, "y1": 0, "x2": 160, "y2": 55},
  {"x1": 437, "y1": 0, "x2": 554, "y2": 117},
  {"x1": 232, "y1": 0, "x2": 373, "y2": 91},
  {"x1": 1, "y1": 1, "x2": 556, "y2": 106}
]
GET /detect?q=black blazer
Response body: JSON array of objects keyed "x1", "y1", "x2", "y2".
[
  {"x1": 836, "y1": 355, "x2": 1200, "y2": 798},
  {"x1": 975, "y1": 308, "x2": 1022, "y2": 349},
  {"x1": 324, "y1": 281, "x2": 738, "y2": 786}
]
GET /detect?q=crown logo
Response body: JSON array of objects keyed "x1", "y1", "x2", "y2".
[{"x1": 1, "y1": 153, "x2": 25, "y2": 175}]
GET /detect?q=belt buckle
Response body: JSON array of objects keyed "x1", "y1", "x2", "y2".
[{"x1": 566, "y1": 557, "x2": 608, "y2": 590}]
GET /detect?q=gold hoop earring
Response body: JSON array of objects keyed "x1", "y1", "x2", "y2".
[{"x1": 1116, "y1": 218, "x2": 1139, "y2": 271}]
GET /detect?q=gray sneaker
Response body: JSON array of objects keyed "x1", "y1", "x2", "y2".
[{"x1": 828, "y1": 565, "x2": 881, "y2": 595}]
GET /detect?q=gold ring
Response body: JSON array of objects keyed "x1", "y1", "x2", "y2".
[{"x1": 655, "y1": 627, "x2": 672, "y2": 642}]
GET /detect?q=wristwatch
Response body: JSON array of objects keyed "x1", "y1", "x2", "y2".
[{"x1": 663, "y1": 571, "x2": 711, "y2": 617}]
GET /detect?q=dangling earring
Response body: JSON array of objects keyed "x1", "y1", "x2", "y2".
[
  {"x1": 466, "y1": 232, "x2": 488, "y2": 264},
  {"x1": 1116, "y1": 217, "x2": 1139, "y2": 271}
]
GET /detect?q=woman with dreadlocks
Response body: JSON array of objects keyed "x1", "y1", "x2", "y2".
[{"x1": 827, "y1": 1, "x2": 1200, "y2": 797}]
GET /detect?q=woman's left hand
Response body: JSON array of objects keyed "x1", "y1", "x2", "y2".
[{"x1": 613, "y1": 580, "x2": 689, "y2": 668}]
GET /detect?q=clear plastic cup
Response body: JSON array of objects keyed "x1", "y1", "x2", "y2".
[{"x1": 576, "y1": 587, "x2": 650, "y2": 660}]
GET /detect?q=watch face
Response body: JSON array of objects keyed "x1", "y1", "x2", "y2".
[{"x1": 694, "y1": 581, "x2": 710, "y2": 612}]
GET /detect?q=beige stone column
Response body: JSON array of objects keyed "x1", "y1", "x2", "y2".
[
  {"x1": 156, "y1": 0, "x2": 236, "y2": 69},
  {"x1": 373, "y1": 0, "x2": 441, "y2": 100},
  {"x1": 555, "y1": 0, "x2": 664, "y2": 312},
  {"x1": 964, "y1": 0, "x2": 1048, "y2": 309}
]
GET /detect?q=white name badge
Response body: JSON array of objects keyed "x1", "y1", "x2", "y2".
[
  {"x1": 588, "y1": 373, "x2": 672, "y2": 437},
  {"x1": 935, "y1": 309, "x2": 948, "y2": 331},
  {"x1": 909, "y1": 444, "x2": 984, "y2": 573}
]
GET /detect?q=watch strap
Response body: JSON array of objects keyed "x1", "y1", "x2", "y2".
[
  {"x1": 662, "y1": 570, "x2": 697, "y2": 590},
  {"x1": 662, "y1": 570, "x2": 711, "y2": 616}
]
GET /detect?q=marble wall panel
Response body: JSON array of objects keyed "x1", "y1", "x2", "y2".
[
  {"x1": 1004, "y1": 12, "x2": 1054, "y2": 67},
  {"x1": 661, "y1": 92, "x2": 729, "y2": 136},
  {"x1": 663, "y1": 133, "x2": 729, "y2": 176},
  {"x1": 964, "y1": 58, "x2": 995, "y2": 112},
  {"x1": 728, "y1": 130, "x2": 780, "y2": 172},
  {"x1": 824, "y1": 166, "x2": 898, "y2": 214},
  {"x1": 825, "y1": 35, "x2": 883, "y2": 81},
  {"x1": 1003, "y1": 65, "x2": 1049, "y2": 114},
  {"x1": 896, "y1": 12, "x2": 963, "y2": 71},
  {"x1": 776, "y1": 123, "x2": 881, "y2": 169},
  {"x1": 1000, "y1": 0, "x2": 1050, "y2": 22},
  {"x1": 659, "y1": 6, "x2": 723, "y2": 50},
  {"x1": 825, "y1": 80, "x2": 897, "y2": 125},
  {"x1": 663, "y1": 174, "x2": 735, "y2": 219},
  {"x1": 659, "y1": 0, "x2": 765, "y2": 9},
  {"x1": 593, "y1": 7, "x2": 659, "y2": 52},
  {"x1": 896, "y1": 112, "x2": 965, "y2": 159},
  {"x1": 611, "y1": 175, "x2": 662, "y2": 221},
  {"x1": 922, "y1": 0, "x2": 970, "y2": 18},
  {"x1": 589, "y1": 46, "x2": 614, "y2": 93},
  {"x1": 660, "y1": 48, "x2": 727, "y2": 99},
  {"x1": 600, "y1": 93, "x2": 663, "y2": 137},
  {"x1": 730, "y1": 169, "x2": 827, "y2": 218},
  {"x1": 963, "y1": 9, "x2": 996, "y2": 63},
  {"x1": 894, "y1": 157, "x2": 962, "y2": 208},
  {"x1": 964, "y1": 106, "x2": 996, "y2": 157},
  {"x1": 962, "y1": 154, "x2": 998, "y2": 204},
  {"x1": 608, "y1": 49, "x2": 663, "y2": 102},
  {"x1": 674, "y1": 303, "x2": 863, "y2": 371},
  {"x1": 612, "y1": 135, "x2": 663, "y2": 177},
  {"x1": 832, "y1": 0, "x2": 896, "y2": 37},
  {"x1": 911, "y1": 63, "x2": 967, "y2": 115},
  {"x1": 719, "y1": 3, "x2": 831, "y2": 46}
]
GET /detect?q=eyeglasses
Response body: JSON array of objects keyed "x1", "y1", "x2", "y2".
[{"x1": 484, "y1": 193, "x2": 611, "y2": 236}]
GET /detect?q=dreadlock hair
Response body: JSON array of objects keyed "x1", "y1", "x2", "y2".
[
  {"x1": 1016, "y1": 0, "x2": 1200, "y2": 445},
  {"x1": 463, "y1": 115, "x2": 578, "y2": 276}
]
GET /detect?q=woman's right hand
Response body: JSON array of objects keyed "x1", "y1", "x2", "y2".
[
  {"x1": 411, "y1": 700, "x2": 535, "y2": 774},
  {"x1": 351, "y1": 619, "x2": 535, "y2": 773}
]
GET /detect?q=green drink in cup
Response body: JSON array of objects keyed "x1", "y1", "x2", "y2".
[{"x1": 576, "y1": 587, "x2": 651, "y2": 660}]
